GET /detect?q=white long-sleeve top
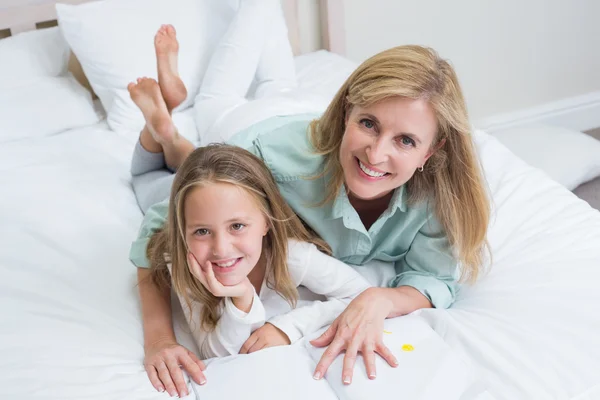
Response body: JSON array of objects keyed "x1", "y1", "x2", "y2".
[{"x1": 175, "y1": 239, "x2": 371, "y2": 359}]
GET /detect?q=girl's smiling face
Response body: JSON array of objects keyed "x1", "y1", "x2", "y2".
[
  {"x1": 339, "y1": 96, "x2": 439, "y2": 201},
  {"x1": 184, "y1": 182, "x2": 268, "y2": 287}
]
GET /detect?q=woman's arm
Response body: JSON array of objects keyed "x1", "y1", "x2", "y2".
[
  {"x1": 309, "y1": 217, "x2": 457, "y2": 385},
  {"x1": 137, "y1": 268, "x2": 206, "y2": 397}
]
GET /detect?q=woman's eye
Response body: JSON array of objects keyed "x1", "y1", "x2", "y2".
[
  {"x1": 231, "y1": 223, "x2": 245, "y2": 231},
  {"x1": 360, "y1": 118, "x2": 375, "y2": 129},
  {"x1": 400, "y1": 136, "x2": 416, "y2": 147},
  {"x1": 195, "y1": 228, "x2": 209, "y2": 236}
]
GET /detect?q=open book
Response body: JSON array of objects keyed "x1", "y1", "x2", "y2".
[{"x1": 191, "y1": 315, "x2": 492, "y2": 400}]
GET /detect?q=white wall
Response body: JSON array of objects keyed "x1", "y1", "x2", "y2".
[{"x1": 341, "y1": 0, "x2": 600, "y2": 126}]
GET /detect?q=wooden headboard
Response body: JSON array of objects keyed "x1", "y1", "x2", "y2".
[{"x1": 0, "y1": 0, "x2": 346, "y2": 55}]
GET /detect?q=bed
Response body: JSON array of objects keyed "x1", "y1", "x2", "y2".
[{"x1": 1, "y1": 1, "x2": 599, "y2": 400}]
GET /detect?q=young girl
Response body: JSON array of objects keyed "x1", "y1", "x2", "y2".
[{"x1": 134, "y1": 128, "x2": 371, "y2": 394}]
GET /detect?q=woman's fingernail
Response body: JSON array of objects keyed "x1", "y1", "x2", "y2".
[
  {"x1": 200, "y1": 378, "x2": 207, "y2": 385},
  {"x1": 343, "y1": 376, "x2": 351, "y2": 384},
  {"x1": 158, "y1": 387, "x2": 164, "y2": 392},
  {"x1": 313, "y1": 371, "x2": 322, "y2": 380},
  {"x1": 369, "y1": 373, "x2": 376, "y2": 379}
]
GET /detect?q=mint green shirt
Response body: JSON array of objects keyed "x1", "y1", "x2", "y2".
[{"x1": 129, "y1": 114, "x2": 459, "y2": 308}]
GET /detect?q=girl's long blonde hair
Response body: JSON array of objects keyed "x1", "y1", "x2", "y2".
[
  {"x1": 310, "y1": 45, "x2": 490, "y2": 282},
  {"x1": 147, "y1": 144, "x2": 330, "y2": 331}
]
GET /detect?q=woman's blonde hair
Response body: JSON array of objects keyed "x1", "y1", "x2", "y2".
[
  {"x1": 310, "y1": 45, "x2": 490, "y2": 282},
  {"x1": 147, "y1": 144, "x2": 330, "y2": 330}
]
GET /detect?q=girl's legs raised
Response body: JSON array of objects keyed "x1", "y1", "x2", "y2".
[{"x1": 128, "y1": 78, "x2": 194, "y2": 171}]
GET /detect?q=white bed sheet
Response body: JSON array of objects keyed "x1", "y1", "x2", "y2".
[{"x1": 1, "y1": 51, "x2": 600, "y2": 400}]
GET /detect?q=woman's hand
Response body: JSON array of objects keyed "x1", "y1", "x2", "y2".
[
  {"x1": 188, "y1": 253, "x2": 254, "y2": 311},
  {"x1": 239, "y1": 323, "x2": 291, "y2": 354},
  {"x1": 144, "y1": 338, "x2": 206, "y2": 397},
  {"x1": 309, "y1": 287, "x2": 399, "y2": 385}
]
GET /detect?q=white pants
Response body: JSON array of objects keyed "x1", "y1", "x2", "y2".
[{"x1": 193, "y1": 0, "x2": 321, "y2": 144}]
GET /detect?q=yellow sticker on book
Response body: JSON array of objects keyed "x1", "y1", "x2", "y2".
[
  {"x1": 383, "y1": 330, "x2": 392, "y2": 334},
  {"x1": 401, "y1": 344, "x2": 414, "y2": 352}
]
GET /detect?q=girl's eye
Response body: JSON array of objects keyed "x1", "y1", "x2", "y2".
[
  {"x1": 360, "y1": 118, "x2": 375, "y2": 129},
  {"x1": 195, "y1": 228, "x2": 209, "y2": 236},
  {"x1": 400, "y1": 136, "x2": 416, "y2": 147},
  {"x1": 231, "y1": 223, "x2": 245, "y2": 231}
]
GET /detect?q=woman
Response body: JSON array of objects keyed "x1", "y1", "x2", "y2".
[{"x1": 129, "y1": 4, "x2": 489, "y2": 396}]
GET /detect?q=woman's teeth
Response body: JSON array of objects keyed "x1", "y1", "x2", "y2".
[{"x1": 359, "y1": 160, "x2": 387, "y2": 177}]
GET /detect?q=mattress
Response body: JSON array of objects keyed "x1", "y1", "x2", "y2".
[{"x1": 1, "y1": 51, "x2": 600, "y2": 400}]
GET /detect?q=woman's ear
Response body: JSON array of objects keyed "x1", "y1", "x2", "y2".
[
  {"x1": 424, "y1": 138, "x2": 447, "y2": 161},
  {"x1": 263, "y1": 222, "x2": 270, "y2": 236}
]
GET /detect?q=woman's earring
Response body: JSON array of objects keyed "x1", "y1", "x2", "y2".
[{"x1": 418, "y1": 165, "x2": 424, "y2": 172}]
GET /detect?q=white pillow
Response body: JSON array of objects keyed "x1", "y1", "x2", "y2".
[
  {"x1": 56, "y1": 0, "x2": 236, "y2": 134},
  {"x1": 0, "y1": 76, "x2": 101, "y2": 142},
  {"x1": 0, "y1": 27, "x2": 70, "y2": 87},
  {"x1": 492, "y1": 124, "x2": 600, "y2": 190}
]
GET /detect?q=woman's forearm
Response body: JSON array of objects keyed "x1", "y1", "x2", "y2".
[
  {"x1": 383, "y1": 286, "x2": 433, "y2": 318},
  {"x1": 137, "y1": 268, "x2": 176, "y2": 347}
]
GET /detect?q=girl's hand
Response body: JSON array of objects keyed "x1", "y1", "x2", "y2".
[
  {"x1": 188, "y1": 253, "x2": 253, "y2": 298},
  {"x1": 309, "y1": 287, "x2": 399, "y2": 385},
  {"x1": 239, "y1": 323, "x2": 291, "y2": 354},
  {"x1": 144, "y1": 338, "x2": 206, "y2": 397},
  {"x1": 188, "y1": 253, "x2": 255, "y2": 312}
]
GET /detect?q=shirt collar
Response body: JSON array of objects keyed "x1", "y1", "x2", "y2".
[
  {"x1": 329, "y1": 184, "x2": 407, "y2": 220},
  {"x1": 390, "y1": 184, "x2": 408, "y2": 213}
]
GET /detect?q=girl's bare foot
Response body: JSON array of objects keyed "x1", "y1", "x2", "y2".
[
  {"x1": 155, "y1": 24, "x2": 187, "y2": 112},
  {"x1": 128, "y1": 77, "x2": 176, "y2": 144}
]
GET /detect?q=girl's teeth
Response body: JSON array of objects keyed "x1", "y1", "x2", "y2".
[
  {"x1": 359, "y1": 161, "x2": 386, "y2": 177},
  {"x1": 215, "y1": 259, "x2": 236, "y2": 268}
]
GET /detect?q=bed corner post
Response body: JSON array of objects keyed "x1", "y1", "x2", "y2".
[{"x1": 320, "y1": 0, "x2": 346, "y2": 55}]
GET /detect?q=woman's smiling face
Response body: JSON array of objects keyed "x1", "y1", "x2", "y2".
[{"x1": 339, "y1": 96, "x2": 439, "y2": 201}]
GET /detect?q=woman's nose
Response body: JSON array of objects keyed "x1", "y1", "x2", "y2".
[{"x1": 366, "y1": 136, "x2": 388, "y2": 165}]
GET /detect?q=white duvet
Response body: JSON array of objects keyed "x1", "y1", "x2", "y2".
[{"x1": 1, "y1": 54, "x2": 600, "y2": 400}]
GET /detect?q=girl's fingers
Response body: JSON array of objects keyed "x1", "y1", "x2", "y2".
[
  {"x1": 179, "y1": 353, "x2": 206, "y2": 386},
  {"x1": 205, "y1": 261, "x2": 237, "y2": 297},
  {"x1": 187, "y1": 253, "x2": 202, "y2": 277},
  {"x1": 189, "y1": 253, "x2": 210, "y2": 288},
  {"x1": 247, "y1": 337, "x2": 264, "y2": 354},
  {"x1": 144, "y1": 364, "x2": 165, "y2": 393},
  {"x1": 156, "y1": 362, "x2": 178, "y2": 397},
  {"x1": 204, "y1": 261, "x2": 221, "y2": 289},
  {"x1": 240, "y1": 333, "x2": 259, "y2": 354},
  {"x1": 166, "y1": 359, "x2": 189, "y2": 397},
  {"x1": 186, "y1": 350, "x2": 207, "y2": 371}
]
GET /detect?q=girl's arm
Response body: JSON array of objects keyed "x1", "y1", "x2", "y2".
[
  {"x1": 192, "y1": 291, "x2": 267, "y2": 359},
  {"x1": 185, "y1": 255, "x2": 267, "y2": 358},
  {"x1": 266, "y1": 240, "x2": 372, "y2": 344},
  {"x1": 137, "y1": 268, "x2": 206, "y2": 397},
  {"x1": 138, "y1": 268, "x2": 176, "y2": 346}
]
